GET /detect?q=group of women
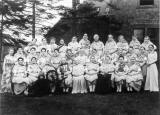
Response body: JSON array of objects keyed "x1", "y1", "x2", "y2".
[{"x1": 0, "y1": 33, "x2": 159, "y2": 96}]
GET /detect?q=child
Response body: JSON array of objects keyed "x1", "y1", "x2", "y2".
[
  {"x1": 57, "y1": 58, "x2": 72, "y2": 93},
  {"x1": 113, "y1": 55, "x2": 128, "y2": 92}
]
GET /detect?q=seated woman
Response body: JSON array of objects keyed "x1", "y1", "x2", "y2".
[
  {"x1": 12, "y1": 57, "x2": 29, "y2": 95},
  {"x1": 27, "y1": 57, "x2": 41, "y2": 85},
  {"x1": 112, "y1": 55, "x2": 128, "y2": 93},
  {"x1": 96, "y1": 55, "x2": 115, "y2": 94},
  {"x1": 57, "y1": 58, "x2": 72, "y2": 93},
  {"x1": 126, "y1": 57, "x2": 143, "y2": 92},
  {"x1": 71, "y1": 60, "x2": 87, "y2": 94},
  {"x1": 85, "y1": 55, "x2": 99, "y2": 93}
]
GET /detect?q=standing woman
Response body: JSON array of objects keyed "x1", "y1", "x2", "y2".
[
  {"x1": 79, "y1": 33, "x2": 90, "y2": 56},
  {"x1": 104, "y1": 34, "x2": 117, "y2": 55},
  {"x1": 58, "y1": 39, "x2": 68, "y2": 58},
  {"x1": 141, "y1": 36, "x2": 157, "y2": 51},
  {"x1": 90, "y1": 34, "x2": 104, "y2": 58},
  {"x1": 117, "y1": 35, "x2": 129, "y2": 54},
  {"x1": 129, "y1": 36, "x2": 141, "y2": 54},
  {"x1": 144, "y1": 44, "x2": 159, "y2": 92},
  {"x1": 0, "y1": 48, "x2": 15, "y2": 93},
  {"x1": 68, "y1": 36, "x2": 80, "y2": 55}
]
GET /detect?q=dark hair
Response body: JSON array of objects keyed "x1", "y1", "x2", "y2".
[
  {"x1": 149, "y1": 44, "x2": 154, "y2": 48},
  {"x1": 41, "y1": 48, "x2": 46, "y2": 52},
  {"x1": 30, "y1": 47, "x2": 36, "y2": 50},
  {"x1": 18, "y1": 57, "x2": 24, "y2": 61},
  {"x1": 31, "y1": 57, "x2": 37, "y2": 61},
  {"x1": 118, "y1": 55, "x2": 124, "y2": 59},
  {"x1": 46, "y1": 70, "x2": 58, "y2": 80}
]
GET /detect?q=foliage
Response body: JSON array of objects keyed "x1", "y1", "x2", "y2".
[
  {"x1": 46, "y1": 2, "x2": 122, "y2": 43},
  {"x1": 0, "y1": 0, "x2": 64, "y2": 41}
]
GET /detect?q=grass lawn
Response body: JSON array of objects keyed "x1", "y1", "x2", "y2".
[{"x1": 0, "y1": 92, "x2": 160, "y2": 115}]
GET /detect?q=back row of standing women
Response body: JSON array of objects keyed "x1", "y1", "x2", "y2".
[{"x1": 0, "y1": 33, "x2": 159, "y2": 95}]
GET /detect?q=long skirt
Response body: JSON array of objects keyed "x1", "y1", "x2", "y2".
[
  {"x1": 72, "y1": 75, "x2": 87, "y2": 94},
  {"x1": 95, "y1": 73, "x2": 112, "y2": 94},
  {"x1": 1, "y1": 65, "x2": 13, "y2": 93},
  {"x1": 145, "y1": 63, "x2": 159, "y2": 92},
  {"x1": 28, "y1": 79, "x2": 51, "y2": 97}
]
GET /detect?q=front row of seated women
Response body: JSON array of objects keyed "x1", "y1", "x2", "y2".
[{"x1": 0, "y1": 45, "x2": 158, "y2": 96}]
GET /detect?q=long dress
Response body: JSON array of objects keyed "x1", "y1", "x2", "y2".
[
  {"x1": 145, "y1": 51, "x2": 159, "y2": 92},
  {"x1": 90, "y1": 41, "x2": 104, "y2": 58},
  {"x1": 104, "y1": 41, "x2": 117, "y2": 54},
  {"x1": 129, "y1": 40, "x2": 141, "y2": 54},
  {"x1": 95, "y1": 63, "x2": 115, "y2": 94},
  {"x1": 79, "y1": 39, "x2": 90, "y2": 56},
  {"x1": 12, "y1": 64, "x2": 29, "y2": 95},
  {"x1": 1, "y1": 55, "x2": 15, "y2": 93},
  {"x1": 72, "y1": 64, "x2": 87, "y2": 94},
  {"x1": 126, "y1": 64, "x2": 143, "y2": 91},
  {"x1": 59, "y1": 45, "x2": 68, "y2": 58},
  {"x1": 117, "y1": 42, "x2": 129, "y2": 53},
  {"x1": 68, "y1": 42, "x2": 80, "y2": 54}
]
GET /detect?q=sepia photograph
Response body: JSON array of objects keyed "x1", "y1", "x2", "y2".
[{"x1": 0, "y1": 0, "x2": 160, "y2": 115}]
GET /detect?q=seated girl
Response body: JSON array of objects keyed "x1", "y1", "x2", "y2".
[
  {"x1": 57, "y1": 58, "x2": 72, "y2": 93},
  {"x1": 85, "y1": 55, "x2": 99, "y2": 93},
  {"x1": 113, "y1": 55, "x2": 128, "y2": 92},
  {"x1": 126, "y1": 57, "x2": 143, "y2": 92}
]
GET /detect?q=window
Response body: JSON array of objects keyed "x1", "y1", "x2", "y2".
[
  {"x1": 140, "y1": 0, "x2": 154, "y2": 5},
  {"x1": 133, "y1": 29, "x2": 144, "y2": 42}
]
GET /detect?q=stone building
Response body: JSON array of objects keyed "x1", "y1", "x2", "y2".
[{"x1": 73, "y1": 0, "x2": 160, "y2": 68}]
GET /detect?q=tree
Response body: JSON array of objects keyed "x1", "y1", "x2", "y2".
[
  {"x1": 0, "y1": 0, "x2": 65, "y2": 41},
  {"x1": 45, "y1": 2, "x2": 122, "y2": 43}
]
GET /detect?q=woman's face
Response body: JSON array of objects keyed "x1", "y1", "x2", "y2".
[
  {"x1": 31, "y1": 58, "x2": 37, "y2": 64},
  {"x1": 9, "y1": 49, "x2": 14, "y2": 55},
  {"x1": 83, "y1": 34, "x2": 88, "y2": 40},
  {"x1": 50, "y1": 39, "x2": 56, "y2": 44},
  {"x1": 148, "y1": 45, "x2": 154, "y2": 52},
  {"x1": 140, "y1": 47, "x2": 145, "y2": 52},
  {"x1": 144, "y1": 37, "x2": 150, "y2": 43},
  {"x1": 108, "y1": 35, "x2": 113, "y2": 42},
  {"x1": 18, "y1": 59, "x2": 24, "y2": 65},
  {"x1": 42, "y1": 39, "x2": 47, "y2": 44},
  {"x1": 94, "y1": 34, "x2": 99, "y2": 42},
  {"x1": 72, "y1": 37, "x2": 77, "y2": 42},
  {"x1": 132, "y1": 36, "x2": 137, "y2": 41},
  {"x1": 119, "y1": 36, "x2": 124, "y2": 42},
  {"x1": 60, "y1": 39, "x2": 64, "y2": 45},
  {"x1": 119, "y1": 57, "x2": 124, "y2": 63},
  {"x1": 18, "y1": 48, "x2": 23, "y2": 54}
]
